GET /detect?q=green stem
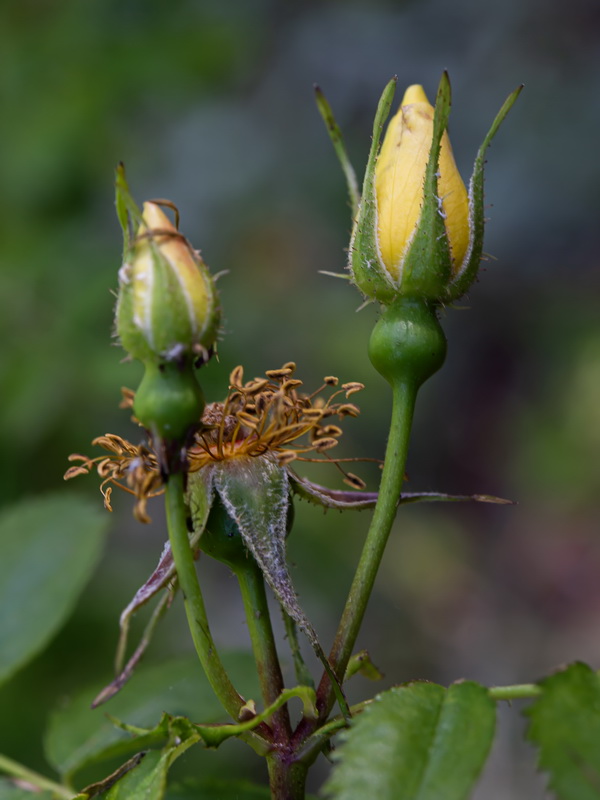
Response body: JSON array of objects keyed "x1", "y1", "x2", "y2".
[
  {"x1": 316, "y1": 379, "x2": 417, "y2": 719},
  {"x1": 488, "y1": 684, "x2": 542, "y2": 701},
  {"x1": 0, "y1": 753, "x2": 72, "y2": 799},
  {"x1": 266, "y1": 756, "x2": 309, "y2": 800},
  {"x1": 236, "y1": 562, "x2": 292, "y2": 744},
  {"x1": 165, "y1": 472, "x2": 246, "y2": 720}
]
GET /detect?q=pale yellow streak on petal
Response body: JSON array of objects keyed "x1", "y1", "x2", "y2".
[
  {"x1": 140, "y1": 202, "x2": 198, "y2": 279},
  {"x1": 139, "y1": 202, "x2": 210, "y2": 335}
]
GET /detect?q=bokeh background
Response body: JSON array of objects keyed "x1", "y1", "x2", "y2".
[{"x1": 1, "y1": 0, "x2": 600, "y2": 796}]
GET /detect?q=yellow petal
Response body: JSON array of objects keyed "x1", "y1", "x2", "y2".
[
  {"x1": 140, "y1": 201, "x2": 176, "y2": 233},
  {"x1": 401, "y1": 84, "x2": 429, "y2": 105},
  {"x1": 375, "y1": 85, "x2": 469, "y2": 280}
]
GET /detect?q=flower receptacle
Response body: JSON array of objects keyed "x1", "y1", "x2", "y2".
[
  {"x1": 369, "y1": 297, "x2": 447, "y2": 391},
  {"x1": 133, "y1": 360, "x2": 205, "y2": 442}
]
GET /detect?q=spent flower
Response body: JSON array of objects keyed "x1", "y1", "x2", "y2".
[
  {"x1": 65, "y1": 364, "x2": 371, "y2": 698},
  {"x1": 65, "y1": 363, "x2": 509, "y2": 704},
  {"x1": 64, "y1": 363, "x2": 368, "y2": 524}
]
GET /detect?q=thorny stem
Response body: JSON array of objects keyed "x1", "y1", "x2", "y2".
[
  {"x1": 165, "y1": 472, "x2": 247, "y2": 721},
  {"x1": 236, "y1": 561, "x2": 292, "y2": 745},
  {"x1": 0, "y1": 753, "x2": 72, "y2": 799},
  {"x1": 266, "y1": 757, "x2": 309, "y2": 800},
  {"x1": 314, "y1": 379, "x2": 417, "y2": 722}
]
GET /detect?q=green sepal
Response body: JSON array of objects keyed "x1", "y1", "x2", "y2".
[
  {"x1": 212, "y1": 455, "x2": 309, "y2": 636},
  {"x1": 186, "y1": 464, "x2": 216, "y2": 535},
  {"x1": 315, "y1": 85, "x2": 360, "y2": 217},
  {"x1": 348, "y1": 77, "x2": 398, "y2": 303},
  {"x1": 447, "y1": 84, "x2": 523, "y2": 301},
  {"x1": 399, "y1": 71, "x2": 454, "y2": 299},
  {"x1": 94, "y1": 585, "x2": 176, "y2": 708},
  {"x1": 138, "y1": 241, "x2": 220, "y2": 363},
  {"x1": 289, "y1": 472, "x2": 377, "y2": 509},
  {"x1": 212, "y1": 455, "x2": 350, "y2": 718},
  {"x1": 200, "y1": 495, "x2": 251, "y2": 571},
  {"x1": 115, "y1": 164, "x2": 143, "y2": 257},
  {"x1": 289, "y1": 473, "x2": 512, "y2": 509},
  {"x1": 116, "y1": 238, "x2": 217, "y2": 367},
  {"x1": 145, "y1": 242, "x2": 196, "y2": 357},
  {"x1": 114, "y1": 271, "x2": 153, "y2": 365}
]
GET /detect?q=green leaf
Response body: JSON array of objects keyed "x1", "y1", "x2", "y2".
[
  {"x1": 104, "y1": 750, "x2": 164, "y2": 800},
  {"x1": 105, "y1": 731, "x2": 200, "y2": 800},
  {"x1": 44, "y1": 652, "x2": 258, "y2": 781},
  {"x1": 525, "y1": 662, "x2": 600, "y2": 799},
  {"x1": 77, "y1": 752, "x2": 149, "y2": 799},
  {"x1": 0, "y1": 492, "x2": 109, "y2": 686},
  {"x1": 167, "y1": 778, "x2": 272, "y2": 799},
  {"x1": 0, "y1": 781, "x2": 54, "y2": 799},
  {"x1": 324, "y1": 681, "x2": 496, "y2": 800}
]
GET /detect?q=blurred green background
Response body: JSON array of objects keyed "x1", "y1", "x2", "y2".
[{"x1": 1, "y1": 0, "x2": 600, "y2": 796}]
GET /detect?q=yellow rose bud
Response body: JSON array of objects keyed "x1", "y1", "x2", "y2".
[
  {"x1": 116, "y1": 199, "x2": 220, "y2": 365},
  {"x1": 322, "y1": 72, "x2": 521, "y2": 304},
  {"x1": 375, "y1": 85, "x2": 469, "y2": 281}
]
